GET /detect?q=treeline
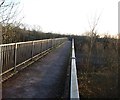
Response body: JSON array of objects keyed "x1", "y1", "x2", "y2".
[
  {"x1": 0, "y1": 0, "x2": 71, "y2": 44},
  {"x1": 74, "y1": 35, "x2": 118, "y2": 51},
  {"x1": 2, "y1": 24, "x2": 70, "y2": 44}
]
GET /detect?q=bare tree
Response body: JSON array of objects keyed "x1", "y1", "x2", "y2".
[
  {"x1": 0, "y1": 0, "x2": 21, "y2": 24},
  {"x1": 0, "y1": 0, "x2": 5, "y2": 7},
  {"x1": 0, "y1": 0, "x2": 5, "y2": 44},
  {"x1": 86, "y1": 13, "x2": 102, "y2": 72},
  {"x1": 0, "y1": 0, "x2": 23, "y2": 43}
]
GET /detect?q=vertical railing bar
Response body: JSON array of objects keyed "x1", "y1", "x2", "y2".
[
  {"x1": 46, "y1": 40, "x2": 47, "y2": 49},
  {"x1": 0, "y1": 37, "x2": 67, "y2": 82},
  {"x1": 47, "y1": 40, "x2": 48, "y2": 49},
  {"x1": 32, "y1": 41, "x2": 34, "y2": 60},
  {"x1": 41, "y1": 41, "x2": 43, "y2": 52},
  {"x1": 0, "y1": 46, "x2": 3, "y2": 77},
  {"x1": 14, "y1": 43, "x2": 17, "y2": 72},
  {"x1": 51, "y1": 39, "x2": 53, "y2": 48}
]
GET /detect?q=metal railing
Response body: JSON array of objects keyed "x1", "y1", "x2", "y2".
[
  {"x1": 70, "y1": 38, "x2": 80, "y2": 99},
  {"x1": 0, "y1": 37, "x2": 67, "y2": 82}
]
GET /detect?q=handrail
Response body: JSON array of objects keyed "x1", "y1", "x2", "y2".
[
  {"x1": 70, "y1": 38, "x2": 80, "y2": 99},
  {"x1": 0, "y1": 37, "x2": 68, "y2": 82},
  {"x1": 0, "y1": 37, "x2": 66, "y2": 46}
]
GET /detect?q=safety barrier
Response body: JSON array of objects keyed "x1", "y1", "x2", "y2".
[
  {"x1": 0, "y1": 37, "x2": 67, "y2": 82},
  {"x1": 70, "y1": 38, "x2": 80, "y2": 99}
]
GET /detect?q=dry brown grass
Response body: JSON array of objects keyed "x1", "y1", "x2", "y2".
[{"x1": 75, "y1": 36, "x2": 118, "y2": 99}]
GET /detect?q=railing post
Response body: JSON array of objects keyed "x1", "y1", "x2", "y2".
[
  {"x1": 41, "y1": 41, "x2": 43, "y2": 52},
  {"x1": 46, "y1": 40, "x2": 48, "y2": 50},
  {"x1": 0, "y1": 24, "x2": 2, "y2": 100},
  {"x1": 0, "y1": 46, "x2": 2, "y2": 74},
  {"x1": 70, "y1": 38, "x2": 80, "y2": 99},
  {"x1": 50, "y1": 39, "x2": 52, "y2": 48},
  {"x1": 0, "y1": 46, "x2": 2, "y2": 100},
  {"x1": 32, "y1": 41, "x2": 34, "y2": 60},
  {"x1": 1, "y1": 37, "x2": 67, "y2": 83},
  {"x1": 0, "y1": 24, "x2": 2, "y2": 44},
  {"x1": 14, "y1": 43, "x2": 17, "y2": 72}
]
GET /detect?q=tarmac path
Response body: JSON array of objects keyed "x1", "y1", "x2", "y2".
[{"x1": 2, "y1": 41, "x2": 71, "y2": 99}]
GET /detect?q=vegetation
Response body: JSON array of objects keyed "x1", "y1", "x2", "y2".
[
  {"x1": 2, "y1": 24, "x2": 69, "y2": 44},
  {"x1": 0, "y1": 0, "x2": 70, "y2": 44},
  {"x1": 74, "y1": 35, "x2": 119, "y2": 99},
  {"x1": 0, "y1": 1, "x2": 119, "y2": 98}
]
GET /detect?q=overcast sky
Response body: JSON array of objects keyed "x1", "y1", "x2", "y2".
[{"x1": 20, "y1": 0, "x2": 119, "y2": 36}]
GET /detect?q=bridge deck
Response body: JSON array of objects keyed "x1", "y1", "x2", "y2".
[{"x1": 2, "y1": 41, "x2": 71, "y2": 98}]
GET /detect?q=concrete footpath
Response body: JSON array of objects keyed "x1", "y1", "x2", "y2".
[{"x1": 2, "y1": 41, "x2": 71, "y2": 99}]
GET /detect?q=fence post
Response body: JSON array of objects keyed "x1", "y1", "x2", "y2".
[
  {"x1": 46, "y1": 40, "x2": 48, "y2": 50},
  {"x1": 0, "y1": 47, "x2": 2, "y2": 100},
  {"x1": 0, "y1": 24, "x2": 2, "y2": 44},
  {"x1": 54, "y1": 39, "x2": 55, "y2": 47},
  {"x1": 0, "y1": 46, "x2": 2, "y2": 75},
  {"x1": 32, "y1": 41, "x2": 34, "y2": 60},
  {"x1": 0, "y1": 25, "x2": 2, "y2": 100},
  {"x1": 0, "y1": 46, "x2": 2, "y2": 77},
  {"x1": 14, "y1": 43, "x2": 17, "y2": 72}
]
